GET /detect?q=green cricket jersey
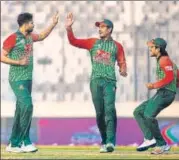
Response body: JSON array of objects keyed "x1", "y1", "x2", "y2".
[
  {"x1": 3, "y1": 30, "x2": 39, "y2": 81},
  {"x1": 67, "y1": 30, "x2": 127, "y2": 81}
]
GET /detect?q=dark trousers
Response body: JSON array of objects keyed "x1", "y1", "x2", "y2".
[
  {"x1": 9, "y1": 80, "x2": 33, "y2": 147},
  {"x1": 90, "y1": 78, "x2": 117, "y2": 145},
  {"x1": 133, "y1": 89, "x2": 175, "y2": 146}
]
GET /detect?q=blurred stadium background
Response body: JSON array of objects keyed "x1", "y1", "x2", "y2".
[{"x1": 1, "y1": 1, "x2": 179, "y2": 146}]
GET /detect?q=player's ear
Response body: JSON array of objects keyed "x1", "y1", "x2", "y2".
[
  {"x1": 155, "y1": 46, "x2": 160, "y2": 53},
  {"x1": 23, "y1": 22, "x2": 28, "y2": 29},
  {"x1": 108, "y1": 28, "x2": 112, "y2": 34},
  {"x1": 157, "y1": 47, "x2": 160, "y2": 53}
]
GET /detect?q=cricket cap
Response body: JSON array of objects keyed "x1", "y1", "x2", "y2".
[
  {"x1": 147, "y1": 38, "x2": 167, "y2": 50},
  {"x1": 95, "y1": 19, "x2": 113, "y2": 29}
]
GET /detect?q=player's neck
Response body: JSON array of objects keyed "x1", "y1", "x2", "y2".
[
  {"x1": 19, "y1": 27, "x2": 29, "y2": 37},
  {"x1": 102, "y1": 35, "x2": 112, "y2": 41}
]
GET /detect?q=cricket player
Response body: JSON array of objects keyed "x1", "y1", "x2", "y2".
[
  {"x1": 65, "y1": 13, "x2": 127, "y2": 153},
  {"x1": 1, "y1": 12, "x2": 59, "y2": 152},
  {"x1": 133, "y1": 38, "x2": 179, "y2": 154}
]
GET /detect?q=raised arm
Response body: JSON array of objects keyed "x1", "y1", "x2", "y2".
[
  {"x1": 65, "y1": 12, "x2": 97, "y2": 50},
  {"x1": 32, "y1": 11, "x2": 59, "y2": 42},
  {"x1": 1, "y1": 34, "x2": 28, "y2": 65}
]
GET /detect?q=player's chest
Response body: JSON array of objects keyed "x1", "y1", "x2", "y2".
[
  {"x1": 90, "y1": 41, "x2": 117, "y2": 59},
  {"x1": 156, "y1": 63, "x2": 164, "y2": 79},
  {"x1": 15, "y1": 37, "x2": 33, "y2": 53}
]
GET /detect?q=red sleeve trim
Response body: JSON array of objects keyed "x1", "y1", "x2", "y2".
[
  {"x1": 31, "y1": 33, "x2": 39, "y2": 42},
  {"x1": 153, "y1": 57, "x2": 174, "y2": 89},
  {"x1": 3, "y1": 33, "x2": 16, "y2": 52},
  {"x1": 114, "y1": 41, "x2": 127, "y2": 72},
  {"x1": 67, "y1": 29, "x2": 97, "y2": 50},
  {"x1": 177, "y1": 70, "x2": 179, "y2": 88}
]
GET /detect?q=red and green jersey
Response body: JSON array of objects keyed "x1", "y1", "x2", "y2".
[
  {"x1": 67, "y1": 29, "x2": 126, "y2": 81},
  {"x1": 153, "y1": 56, "x2": 179, "y2": 92},
  {"x1": 177, "y1": 70, "x2": 179, "y2": 88},
  {"x1": 3, "y1": 30, "x2": 39, "y2": 81}
]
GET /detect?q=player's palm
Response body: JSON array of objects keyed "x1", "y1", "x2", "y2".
[
  {"x1": 65, "y1": 12, "x2": 74, "y2": 28},
  {"x1": 52, "y1": 11, "x2": 59, "y2": 25}
]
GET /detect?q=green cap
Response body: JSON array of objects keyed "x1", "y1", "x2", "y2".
[
  {"x1": 95, "y1": 19, "x2": 113, "y2": 29},
  {"x1": 147, "y1": 38, "x2": 167, "y2": 49}
]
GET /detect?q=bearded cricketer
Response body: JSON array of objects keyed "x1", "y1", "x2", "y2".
[{"x1": 1, "y1": 12, "x2": 59, "y2": 153}]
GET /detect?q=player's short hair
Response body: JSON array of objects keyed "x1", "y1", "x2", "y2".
[{"x1": 17, "y1": 13, "x2": 33, "y2": 27}]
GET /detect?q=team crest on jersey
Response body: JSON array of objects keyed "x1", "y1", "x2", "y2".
[
  {"x1": 20, "y1": 39, "x2": 25, "y2": 44},
  {"x1": 18, "y1": 39, "x2": 25, "y2": 45},
  {"x1": 19, "y1": 85, "x2": 24, "y2": 90},
  {"x1": 16, "y1": 39, "x2": 25, "y2": 46}
]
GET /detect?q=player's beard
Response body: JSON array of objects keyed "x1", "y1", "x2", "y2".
[
  {"x1": 99, "y1": 31, "x2": 110, "y2": 39},
  {"x1": 150, "y1": 54, "x2": 155, "y2": 57},
  {"x1": 99, "y1": 31, "x2": 105, "y2": 39},
  {"x1": 26, "y1": 28, "x2": 33, "y2": 34},
  {"x1": 99, "y1": 34, "x2": 106, "y2": 39}
]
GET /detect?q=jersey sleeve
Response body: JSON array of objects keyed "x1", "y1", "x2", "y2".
[
  {"x1": 67, "y1": 29, "x2": 97, "y2": 50},
  {"x1": 3, "y1": 33, "x2": 16, "y2": 52},
  {"x1": 31, "y1": 33, "x2": 40, "y2": 42},
  {"x1": 153, "y1": 57, "x2": 174, "y2": 89},
  {"x1": 114, "y1": 41, "x2": 127, "y2": 72},
  {"x1": 177, "y1": 70, "x2": 179, "y2": 88}
]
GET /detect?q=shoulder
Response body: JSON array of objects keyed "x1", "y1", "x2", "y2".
[
  {"x1": 113, "y1": 40, "x2": 124, "y2": 52},
  {"x1": 30, "y1": 32, "x2": 38, "y2": 36},
  {"x1": 159, "y1": 56, "x2": 172, "y2": 65},
  {"x1": 3, "y1": 33, "x2": 17, "y2": 51},
  {"x1": 4, "y1": 33, "x2": 17, "y2": 41},
  {"x1": 113, "y1": 40, "x2": 123, "y2": 48},
  {"x1": 3, "y1": 33, "x2": 17, "y2": 47},
  {"x1": 89, "y1": 38, "x2": 99, "y2": 42},
  {"x1": 88, "y1": 38, "x2": 99, "y2": 45},
  {"x1": 30, "y1": 32, "x2": 39, "y2": 38},
  {"x1": 159, "y1": 56, "x2": 173, "y2": 70}
]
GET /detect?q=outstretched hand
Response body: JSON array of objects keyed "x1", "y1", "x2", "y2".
[
  {"x1": 52, "y1": 11, "x2": 59, "y2": 26},
  {"x1": 65, "y1": 12, "x2": 74, "y2": 29}
]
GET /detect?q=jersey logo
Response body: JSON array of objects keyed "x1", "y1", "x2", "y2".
[
  {"x1": 93, "y1": 49, "x2": 111, "y2": 65},
  {"x1": 165, "y1": 66, "x2": 173, "y2": 71},
  {"x1": 20, "y1": 39, "x2": 25, "y2": 44}
]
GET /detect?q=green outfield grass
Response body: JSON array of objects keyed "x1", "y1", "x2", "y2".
[{"x1": 1, "y1": 145, "x2": 179, "y2": 159}]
